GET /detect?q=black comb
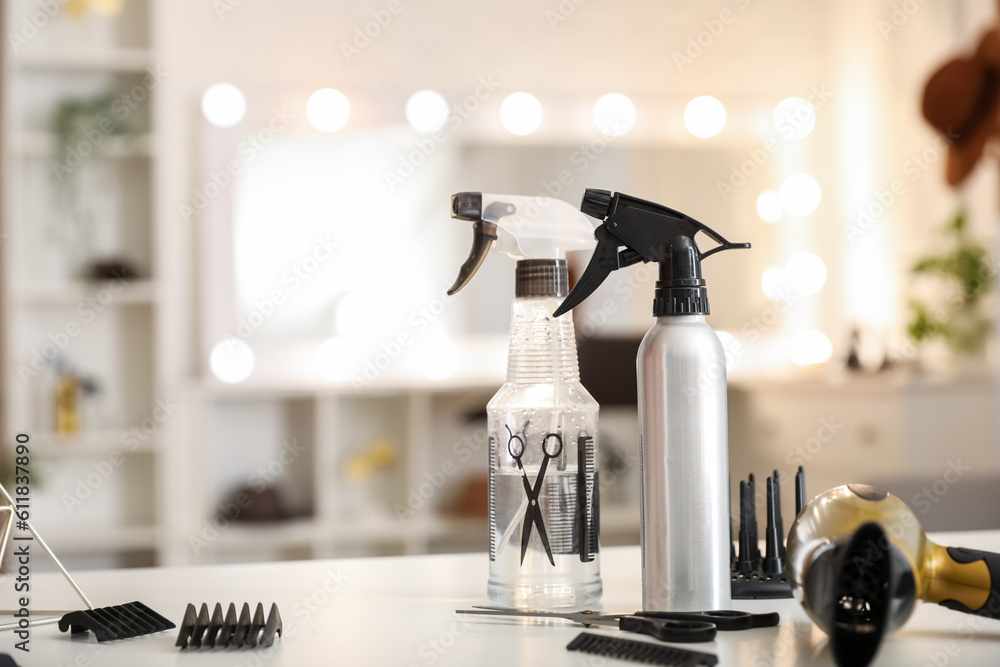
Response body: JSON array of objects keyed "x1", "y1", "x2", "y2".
[
  {"x1": 175, "y1": 602, "x2": 282, "y2": 649},
  {"x1": 567, "y1": 632, "x2": 718, "y2": 666},
  {"x1": 58, "y1": 601, "x2": 175, "y2": 642}
]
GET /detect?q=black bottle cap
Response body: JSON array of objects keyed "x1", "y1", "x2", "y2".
[
  {"x1": 652, "y1": 236, "x2": 709, "y2": 316},
  {"x1": 516, "y1": 259, "x2": 568, "y2": 298}
]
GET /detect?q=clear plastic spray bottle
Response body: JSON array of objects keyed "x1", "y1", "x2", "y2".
[{"x1": 448, "y1": 192, "x2": 602, "y2": 609}]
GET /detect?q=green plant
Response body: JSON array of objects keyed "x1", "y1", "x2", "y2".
[
  {"x1": 49, "y1": 95, "x2": 126, "y2": 269},
  {"x1": 907, "y1": 210, "x2": 994, "y2": 356}
]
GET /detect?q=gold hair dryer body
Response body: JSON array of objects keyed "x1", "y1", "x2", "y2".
[{"x1": 787, "y1": 484, "x2": 1000, "y2": 666}]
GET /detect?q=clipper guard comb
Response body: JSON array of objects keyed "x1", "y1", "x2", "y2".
[
  {"x1": 175, "y1": 602, "x2": 282, "y2": 649},
  {"x1": 58, "y1": 601, "x2": 175, "y2": 642}
]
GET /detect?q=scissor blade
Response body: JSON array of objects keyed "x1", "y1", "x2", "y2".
[
  {"x1": 531, "y1": 503, "x2": 556, "y2": 566},
  {"x1": 519, "y1": 504, "x2": 533, "y2": 565},
  {"x1": 456, "y1": 609, "x2": 619, "y2": 627}
]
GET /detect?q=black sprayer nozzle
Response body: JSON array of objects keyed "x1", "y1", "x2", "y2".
[{"x1": 554, "y1": 190, "x2": 750, "y2": 318}]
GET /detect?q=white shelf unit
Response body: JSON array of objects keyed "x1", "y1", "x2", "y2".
[
  {"x1": 176, "y1": 379, "x2": 641, "y2": 566},
  {"x1": 1, "y1": 0, "x2": 166, "y2": 570}
]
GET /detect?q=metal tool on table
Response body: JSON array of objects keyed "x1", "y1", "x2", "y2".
[
  {"x1": 731, "y1": 466, "x2": 808, "y2": 600},
  {"x1": 458, "y1": 607, "x2": 717, "y2": 643},
  {"x1": 465, "y1": 605, "x2": 778, "y2": 631},
  {"x1": 0, "y1": 482, "x2": 172, "y2": 639},
  {"x1": 508, "y1": 428, "x2": 562, "y2": 566},
  {"x1": 788, "y1": 483, "x2": 1000, "y2": 667},
  {"x1": 175, "y1": 602, "x2": 282, "y2": 649},
  {"x1": 567, "y1": 633, "x2": 718, "y2": 667}
]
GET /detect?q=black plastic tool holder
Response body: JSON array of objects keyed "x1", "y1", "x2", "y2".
[
  {"x1": 57, "y1": 601, "x2": 175, "y2": 642},
  {"x1": 731, "y1": 466, "x2": 807, "y2": 600},
  {"x1": 567, "y1": 632, "x2": 718, "y2": 667},
  {"x1": 175, "y1": 602, "x2": 282, "y2": 649}
]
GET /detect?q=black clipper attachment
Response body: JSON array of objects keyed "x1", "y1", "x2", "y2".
[
  {"x1": 175, "y1": 602, "x2": 282, "y2": 649},
  {"x1": 58, "y1": 601, "x2": 175, "y2": 642},
  {"x1": 731, "y1": 466, "x2": 807, "y2": 599}
]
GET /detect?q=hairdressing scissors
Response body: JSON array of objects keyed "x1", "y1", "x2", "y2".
[{"x1": 507, "y1": 427, "x2": 562, "y2": 566}]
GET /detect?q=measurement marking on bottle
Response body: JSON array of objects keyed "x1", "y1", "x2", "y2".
[{"x1": 488, "y1": 436, "x2": 497, "y2": 562}]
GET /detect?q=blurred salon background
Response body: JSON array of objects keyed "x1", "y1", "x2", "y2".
[{"x1": 1, "y1": 0, "x2": 998, "y2": 570}]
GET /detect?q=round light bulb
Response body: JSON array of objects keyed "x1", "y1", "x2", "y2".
[
  {"x1": 201, "y1": 83, "x2": 247, "y2": 128},
  {"x1": 790, "y1": 330, "x2": 833, "y2": 366},
  {"x1": 593, "y1": 93, "x2": 636, "y2": 137},
  {"x1": 773, "y1": 97, "x2": 816, "y2": 141},
  {"x1": 307, "y1": 88, "x2": 351, "y2": 133},
  {"x1": 756, "y1": 189, "x2": 783, "y2": 223},
  {"x1": 500, "y1": 92, "x2": 543, "y2": 136},
  {"x1": 779, "y1": 173, "x2": 821, "y2": 216},
  {"x1": 209, "y1": 339, "x2": 255, "y2": 384},
  {"x1": 785, "y1": 252, "x2": 827, "y2": 295},
  {"x1": 405, "y1": 89, "x2": 449, "y2": 133},
  {"x1": 683, "y1": 96, "x2": 726, "y2": 138}
]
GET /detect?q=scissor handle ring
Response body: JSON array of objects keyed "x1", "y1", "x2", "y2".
[
  {"x1": 542, "y1": 433, "x2": 563, "y2": 458},
  {"x1": 506, "y1": 429, "x2": 525, "y2": 460}
]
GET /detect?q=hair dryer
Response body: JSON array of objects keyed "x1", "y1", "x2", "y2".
[{"x1": 786, "y1": 484, "x2": 1000, "y2": 667}]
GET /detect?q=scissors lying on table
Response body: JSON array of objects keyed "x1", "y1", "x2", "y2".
[
  {"x1": 457, "y1": 606, "x2": 780, "y2": 643},
  {"x1": 506, "y1": 427, "x2": 563, "y2": 566}
]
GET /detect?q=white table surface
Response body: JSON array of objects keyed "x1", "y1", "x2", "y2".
[{"x1": 3, "y1": 531, "x2": 1000, "y2": 666}]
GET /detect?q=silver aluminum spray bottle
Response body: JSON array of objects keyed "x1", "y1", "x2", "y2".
[{"x1": 554, "y1": 189, "x2": 750, "y2": 611}]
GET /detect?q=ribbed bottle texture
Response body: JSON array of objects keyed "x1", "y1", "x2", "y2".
[{"x1": 505, "y1": 298, "x2": 580, "y2": 384}]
